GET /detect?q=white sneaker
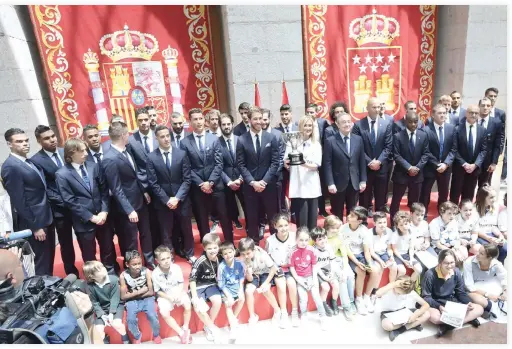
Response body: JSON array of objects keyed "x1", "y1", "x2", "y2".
[
  {"x1": 228, "y1": 325, "x2": 237, "y2": 344},
  {"x1": 204, "y1": 327, "x2": 214, "y2": 341},
  {"x1": 320, "y1": 317, "x2": 328, "y2": 331},
  {"x1": 342, "y1": 307, "x2": 353, "y2": 321},
  {"x1": 248, "y1": 314, "x2": 259, "y2": 325},
  {"x1": 355, "y1": 297, "x2": 368, "y2": 315},
  {"x1": 272, "y1": 310, "x2": 282, "y2": 326},
  {"x1": 349, "y1": 302, "x2": 357, "y2": 315},
  {"x1": 291, "y1": 312, "x2": 300, "y2": 327},
  {"x1": 301, "y1": 312, "x2": 309, "y2": 324},
  {"x1": 364, "y1": 295, "x2": 374, "y2": 313},
  {"x1": 279, "y1": 313, "x2": 289, "y2": 329}
]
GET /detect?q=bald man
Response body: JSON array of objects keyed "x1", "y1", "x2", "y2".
[{"x1": 0, "y1": 249, "x2": 25, "y2": 290}]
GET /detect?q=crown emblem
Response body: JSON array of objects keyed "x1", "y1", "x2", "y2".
[
  {"x1": 162, "y1": 46, "x2": 179, "y2": 61},
  {"x1": 99, "y1": 25, "x2": 159, "y2": 62},
  {"x1": 349, "y1": 9, "x2": 400, "y2": 47}
]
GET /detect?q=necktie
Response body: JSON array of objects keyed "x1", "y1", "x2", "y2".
[
  {"x1": 164, "y1": 151, "x2": 171, "y2": 172},
  {"x1": 143, "y1": 136, "x2": 150, "y2": 153},
  {"x1": 122, "y1": 150, "x2": 134, "y2": 170},
  {"x1": 53, "y1": 153, "x2": 63, "y2": 167},
  {"x1": 468, "y1": 125, "x2": 474, "y2": 159},
  {"x1": 409, "y1": 132, "x2": 415, "y2": 154},
  {"x1": 343, "y1": 136, "x2": 349, "y2": 153},
  {"x1": 197, "y1": 135, "x2": 204, "y2": 152},
  {"x1": 25, "y1": 159, "x2": 44, "y2": 184},
  {"x1": 255, "y1": 134, "x2": 261, "y2": 155},
  {"x1": 439, "y1": 126, "x2": 444, "y2": 160},
  {"x1": 227, "y1": 139, "x2": 235, "y2": 160},
  {"x1": 285, "y1": 126, "x2": 289, "y2": 133},
  {"x1": 176, "y1": 134, "x2": 181, "y2": 147},
  {"x1": 480, "y1": 119, "x2": 485, "y2": 128},
  {"x1": 94, "y1": 153, "x2": 102, "y2": 164},
  {"x1": 80, "y1": 165, "x2": 91, "y2": 191},
  {"x1": 370, "y1": 120, "x2": 376, "y2": 147}
]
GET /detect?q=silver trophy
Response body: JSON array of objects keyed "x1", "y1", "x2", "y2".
[{"x1": 281, "y1": 131, "x2": 305, "y2": 166}]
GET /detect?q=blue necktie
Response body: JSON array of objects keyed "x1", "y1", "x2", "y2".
[
  {"x1": 175, "y1": 134, "x2": 181, "y2": 147},
  {"x1": 480, "y1": 119, "x2": 485, "y2": 129},
  {"x1": 409, "y1": 132, "x2": 415, "y2": 154},
  {"x1": 143, "y1": 136, "x2": 150, "y2": 153},
  {"x1": 370, "y1": 120, "x2": 376, "y2": 148},
  {"x1": 343, "y1": 136, "x2": 349, "y2": 153},
  {"x1": 255, "y1": 134, "x2": 261, "y2": 155},
  {"x1": 164, "y1": 151, "x2": 171, "y2": 172},
  {"x1": 94, "y1": 153, "x2": 102, "y2": 165},
  {"x1": 80, "y1": 165, "x2": 91, "y2": 191},
  {"x1": 468, "y1": 125, "x2": 474, "y2": 159},
  {"x1": 53, "y1": 153, "x2": 63, "y2": 168},
  {"x1": 439, "y1": 126, "x2": 444, "y2": 160},
  {"x1": 197, "y1": 135, "x2": 204, "y2": 152},
  {"x1": 227, "y1": 139, "x2": 235, "y2": 160},
  {"x1": 285, "y1": 126, "x2": 289, "y2": 133}
]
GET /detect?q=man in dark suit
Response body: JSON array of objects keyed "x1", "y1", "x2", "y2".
[
  {"x1": 420, "y1": 105, "x2": 458, "y2": 213},
  {"x1": 485, "y1": 87, "x2": 507, "y2": 184},
  {"x1": 379, "y1": 99, "x2": 395, "y2": 123},
  {"x1": 392, "y1": 101, "x2": 425, "y2": 135},
  {"x1": 449, "y1": 91, "x2": 466, "y2": 123},
  {"x1": 323, "y1": 112, "x2": 367, "y2": 221},
  {"x1": 324, "y1": 101, "x2": 348, "y2": 141},
  {"x1": 450, "y1": 105, "x2": 488, "y2": 204},
  {"x1": 352, "y1": 98, "x2": 393, "y2": 214},
  {"x1": 147, "y1": 126, "x2": 195, "y2": 263},
  {"x1": 55, "y1": 138, "x2": 117, "y2": 273},
  {"x1": 426, "y1": 95, "x2": 460, "y2": 126},
  {"x1": 180, "y1": 108, "x2": 233, "y2": 241},
  {"x1": 1, "y1": 128, "x2": 55, "y2": 276},
  {"x1": 30, "y1": 125, "x2": 78, "y2": 276},
  {"x1": 83, "y1": 124, "x2": 110, "y2": 163},
  {"x1": 147, "y1": 105, "x2": 158, "y2": 132},
  {"x1": 102, "y1": 122, "x2": 155, "y2": 268},
  {"x1": 476, "y1": 97, "x2": 505, "y2": 188},
  {"x1": 236, "y1": 106, "x2": 280, "y2": 243},
  {"x1": 389, "y1": 113, "x2": 430, "y2": 222},
  {"x1": 233, "y1": 102, "x2": 251, "y2": 136},
  {"x1": 170, "y1": 112, "x2": 191, "y2": 148},
  {"x1": 206, "y1": 109, "x2": 222, "y2": 232},
  {"x1": 379, "y1": 99, "x2": 394, "y2": 214},
  {"x1": 218, "y1": 114, "x2": 245, "y2": 230}
]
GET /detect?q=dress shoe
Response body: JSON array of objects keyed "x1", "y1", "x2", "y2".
[
  {"x1": 436, "y1": 324, "x2": 454, "y2": 337},
  {"x1": 319, "y1": 210, "x2": 329, "y2": 218},
  {"x1": 469, "y1": 318, "x2": 481, "y2": 328},
  {"x1": 234, "y1": 220, "x2": 243, "y2": 230},
  {"x1": 210, "y1": 221, "x2": 219, "y2": 233}
]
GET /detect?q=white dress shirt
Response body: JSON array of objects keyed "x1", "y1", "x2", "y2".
[
  {"x1": 433, "y1": 121, "x2": 445, "y2": 143},
  {"x1": 223, "y1": 135, "x2": 236, "y2": 157},
  {"x1": 139, "y1": 130, "x2": 155, "y2": 152},
  {"x1": 172, "y1": 132, "x2": 184, "y2": 146},
  {"x1": 89, "y1": 146, "x2": 104, "y2": 163},
  {"x1": 111, "y1": 144, "x2": 135, "y2": 170},
  {"x1": 282, "y1": 123, "x2": 292, "y2": 133},
  {"x1": 250, "y1": 130, "x2": 263, "y2": 153},
  {"x1": 465, "y1": 121, "x2": 477, "y2": 151},
  {"x1": 160, "y1": 147, "x2": 172, "y2": 165},
  {"x1": 490, "y1": 107, "x2": 496, "y2": 118},
  {"x1": 478, "y1": 116, "x2": 489, "y2": 129},
  {"x1": 71, "y1": 162, "x2": 93, "y2": 191},
  {"x1": 406, "y1": 128, "x2": 416, "y2": 146},
  {"x1": 284, "y1": 139, "x2": 322, "y2": 198},
  {"x1": 367, "y1": 116, "x2": 378, "y2": 139},
  {"x1": 450, "y1": 106, "x2": 461, "y2": 118},
  {"x1": 193, "y1": 131, "x2": 206, "y2": 150},
  {"x1": 44, "y1": 149, "x2": 64, "y2": 167}
]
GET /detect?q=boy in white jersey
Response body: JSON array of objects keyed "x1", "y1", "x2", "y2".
[
  {"x1": 429, "y1": 201, "x2": 467, "y2": 264},
  {"x1": 369, "y1": 211, "x2": 398, "y2": 283},
  {"x1": 410, "y1": 203, "x2": 435, "y2": 255},
  {"x1": 457, "y1": 199, "x2": 480, "y2": 255},
  {"x1": 265, "y1": 213, "x2": 299, "y2": 326}
]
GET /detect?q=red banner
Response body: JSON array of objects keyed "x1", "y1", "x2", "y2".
[
  {"x1": 303, "y1": 5, "x2": 438, "y2": 121},
  {"x1": 29, "y1": 5, "x2": 219, "y2": 141}
]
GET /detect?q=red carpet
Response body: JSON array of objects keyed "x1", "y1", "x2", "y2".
[{"x1": 53, "y1": 193, "x2": 440, "y2": 343}]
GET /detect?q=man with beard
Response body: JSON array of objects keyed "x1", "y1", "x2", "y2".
[
  {"x1": 170, "y1": 112, "x2": 190, "y2": 148},
  {"x1": 147, "y1": 105, "x2": 158, "y2": 131}
]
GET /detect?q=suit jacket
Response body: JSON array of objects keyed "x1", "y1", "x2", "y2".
[
  {"x1": 102, "y1": 146, "x2": 146, "y2": 215},
  {"x1": 130, "y1": 131, "x2": 159, "y2": 155},
  {"x1": 86, "y1": 142, "x2": 111, "y2": 164},
  {"x1": 324, "y1": 123, "x2": 339, "y2": 143},
  {"x1": 218, "y1": 136, "x2": 241, "y2": 184},
  {"x1": 180, "y1": 132, "x2": 224, "y2": 190},
  {"x1": 481, "y1": 117, "x2": 505, "y2": 166},
  {"x1": 316, "y1": 117, "x2": 329, "y2": 144},
  {"x1": 392, "y1": 129, "x2": 430, "y2": 184},
  {"x1": 147, "y1": 147, "x2": 191, "y2": 215},
  {"x1": 269, "y1": 128, "x2": 286, "y2": 181},
  {"x1": 352, "y1": 117, "x2": 393, "y2": 175},
  {"x1": 424, "y1": 122, "x2": 458, "y2": 178},
  {"x1": 494, "y1": 108, "x2": 506, "y2": 125},
  {"x1": 323, "y1": 133, "x2": 367, "y2": 191},
  {"x1": 233, "y1": 121, "x2": 250, "y2": 137},
  {"x1": 381, "y1": 114, "x2": 394, "y2": 123},
  {"x1": 392, "y1": 117, "x2": 425, "y2": 135},
  {"x1": 448, "y1": 107, "x2": 466, "y2": 124},
  {"x1": 170, "y1": 130, "x2": 191, "y2": 148},
  {"x1": 275, "y1": 123, "x2": 298, "y2": 133},
  {"x1": 454, "y1": 123, "x2": 487, "y2": 173},
  {"x1": 425, "y1": 114, "x2": 460, "y2": 127},
  {"x1": 1, "y1": 154, "x2": 53, "y2": 231},
  {"x1": 55, "y1": 162, "x2": 109, "y2": 233},
  {"x1": 30, "y1": 148, "x2": 68, "y2": 218},
  {"x1": 236, "y1": 130, "x2": 280, "y2": 185}
]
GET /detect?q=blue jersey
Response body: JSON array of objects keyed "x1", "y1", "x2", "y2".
[{"x1": 217, "y1": 259, "x2": 245, "y2": 297}]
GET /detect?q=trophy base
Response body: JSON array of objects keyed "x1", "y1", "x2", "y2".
[{"x1": 288, "y1": 153, "x2": 305, "y2": 166}]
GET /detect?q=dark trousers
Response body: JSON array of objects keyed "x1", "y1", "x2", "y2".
[
  {"x1": 118, "y1": 204, "x2": 154, "y2": 266},
  {"x1": 420, "y1": 171, "x2": 452, "y2": 212},
  {"x1": 244, "y1": 184, "x2": 278, "y2": 244},
  {"x1": 148, "y1": 201, "x2": 161, "y2": 251},
  {"x1": 54, "y1": 215, "x2": 78, "y2": 276},
  {"x1": 225, "y1": 187, "x2": 245, "y2": 223},
  {"x1": 190, "y1": 186, "x2": 233, "y2": 242},
  {"x1": 29, "y1": 224, "x2": 56, "y2": 276},
  {"x1": 291, "y1": 197, "x2": 319, "y2": 231},
  {"x1": 95, "y1": 218, "x2": 118, "y2": 274},
  {"x1": 359, "y1": 171, "x2": 388, "y2": 212},
  {"x1": 318, "y1": 166, "x2": 329, "y2": 214},
  {"x1": 449, "y1": 166, "x2": 479, "y2": 205},
  {"x1": 502, "y1": 143, "x2": 507, "y2": 180},
  {"x1": 280, "y1": 171, "x2": 290, "y2": 212},
  {"x1": 155, "y1": 207, "x2": 195, "y2": 258},
  {"x1": 478, "y1": 168, "x2": 493, "y2": 190},
  {"x1": 75, "y1": 231, "x2": 97, "y2": 263},
  {"x1": 390, "y1": 181, "x2": 421, "y2": 223},
  {"x1": 330, "y1": 184, "x2": 358, "y2": 222}
]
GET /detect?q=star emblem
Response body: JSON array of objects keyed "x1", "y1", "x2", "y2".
[
  {"x1": 388, "y1": 53, "x2": 396, "y2": 63},
  {"x1": 365, "y1": 53, "x2": 373, "y2": 64},
  {"x1": 352, "y1": 54, "x2": 361, "y2": 65},
  {"x1": 359, "y1": 65, "x2": 367, "y2": 73},
  {"x1": 382, "y1": 63, "x2": 390, "y2": 72},
  {"x1": 376, "y1": 53, "x2": 384, "y2": 63},
  {"x1": 370, "y1": 64, "x2": 378, "y2": 73},
  {"x1": 445, "y1": 237, "x2": 452, "y2": 245}
]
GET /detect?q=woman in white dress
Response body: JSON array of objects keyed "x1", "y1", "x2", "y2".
[{"x1": 284, "y1": 115, "x2": 322, "y2": 230}]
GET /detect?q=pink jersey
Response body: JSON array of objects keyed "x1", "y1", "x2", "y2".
[{"x1": 289, "y1": 245, "x2": 317, "y2": 277}]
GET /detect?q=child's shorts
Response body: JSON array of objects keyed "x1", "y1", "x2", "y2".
[
  {"x1": 157, "y1": 293, "x2": 191, "y2": 314},
  {"x1": 93, "y1": 304, "x2": 124, "y2": 326},
  {"x1": 349, "y1": 253, "x2": 368, "y2": 272},
  {"x1": 221, "y1": 293, "x2": 241, "y2": 304},
  {"x1": 395, "y1": 253, "x2": 419, "y2": 266},
  {"x1": 189, "y1": 284, "x2": 222, "y2": 313},
  {"x1": 247, "y1": 272, "x2": 283, "y2": 289},
  {"x1": 378, "y1": 252, "x2": 391, "y2": 262}
]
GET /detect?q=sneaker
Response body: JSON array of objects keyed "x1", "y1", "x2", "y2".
[
  {"x1": 342, "y1": 307, "x2": 353, "y2": 321},
  {"x1": 272, "y1": 310, "x2": 282, "y2": 326},
  {"x1": 229, "y1": 326, "x2": 238, "y2": 344},
  {"x1": 330, "y1": 299, "x2": 340, "y2": 316},
  {"x1": 320, "y1": 317, "x2": 328, "y2": 331},
  {"x1": 153, "y1": 336, "x2": 162, "y2": 344},
  {"x1": 349, "y1": 302, "x2": 357, "y2": 315},
  {"x1": 204, "y1": 327, "x2": 214, "y2": 342},
  {"x1": 301, "y1": 312, "x2": 309, "y2": 324},
  {"x1": 180, "y1": 329, "x2": 192, "y2": 344},
  {"x1": 323, "y1": 301, "x2": 334, "y2": 317},
  {"x1": 279, "y1": 312, "x2": 289, "y2": 329},
  {"x1": 187, "y1": 256, "x2": 197, "y2": 265},
  {"x1": 234, "y1": 220, "x2": 243, "y2": 230},
  {"x1": 291, "y1": 312, "x2": 300, "y2": 327},
  {"x1": 364, "y1": 295, "x2": 374, "y2": 313},
  {"x1": 132, "y1": 337, "x2": 142, "y2": 344},
  {"x1": 210, "y1": 221, "x2": 219, "y2": 233},
  {"x1": 248, "y1": 314, "x2": 259, "y2": 325},
  {"x1": 355, "y1": 297, "x2": 368, "y2": 315}
]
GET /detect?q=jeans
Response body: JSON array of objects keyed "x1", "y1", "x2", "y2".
[
  {"x1": 338, "y1": 269, "x2": 355, "y2": 309},
  {"x1": 126, "y1": 297, "x2": 160, "y2": 340},
  {"x1": 477, "y1": 232, "x2": 508, "y2": 264},
  {"x1": 297, "y1": 276, "x2": 325, "y2": 316}
]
